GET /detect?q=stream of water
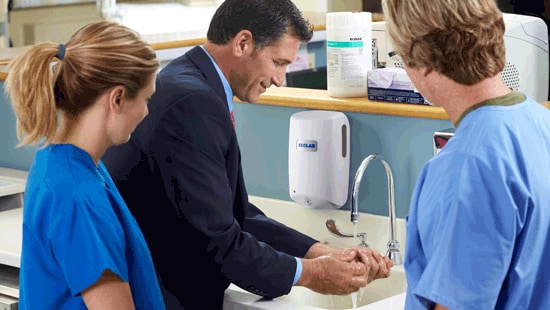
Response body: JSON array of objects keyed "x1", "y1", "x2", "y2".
[{"x1": 351, "y1": 223, "x2": 358, "y2": 309}]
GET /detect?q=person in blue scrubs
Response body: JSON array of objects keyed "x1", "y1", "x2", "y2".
[
  {"x1": 5, "y1": 21, "x2": 165, "y2": 309},
  {"x1": 382, "y1": 0, "x2": 550, "y2": 309}
]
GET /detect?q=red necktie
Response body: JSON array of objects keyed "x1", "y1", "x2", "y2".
[{"x1": 230, "y1": 110, "x2": 236, "y2": 129}]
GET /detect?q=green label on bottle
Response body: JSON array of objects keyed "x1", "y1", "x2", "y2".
[{"x1": 327, "y1": 41, "x2": 364, "y2": 48}]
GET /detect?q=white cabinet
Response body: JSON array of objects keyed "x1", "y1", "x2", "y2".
[{"x1": 10, "y1": 3, "x2": 99, "y2": 47}]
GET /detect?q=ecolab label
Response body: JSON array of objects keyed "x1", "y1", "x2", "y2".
[{"x1": 296, "y1": 140, "x2": 318, "y2": 152}]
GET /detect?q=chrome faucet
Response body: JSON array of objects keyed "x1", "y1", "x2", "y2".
[
  {"x1": 326, "y1": 218, "x2": 369, "y2": 248},
  {"x1": 326, "y1": 153, "x2": 403, "y2": 265}
]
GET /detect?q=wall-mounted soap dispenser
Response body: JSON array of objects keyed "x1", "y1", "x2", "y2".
[{"x1": 288, "y1": 110, "x2": 350, "y2": 209}]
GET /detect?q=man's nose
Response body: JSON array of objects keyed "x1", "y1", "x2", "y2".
[{"x1": 272, "y1": 69, "x2": 286, "y2": 87}]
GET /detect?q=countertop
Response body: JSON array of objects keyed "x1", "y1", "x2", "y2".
[
  {"x1": 0, "y1": 167, "x2": 27, "y2": 268},
  {"x1": 1, "y1": 59, "x2": 548, "y2": 119},
  {"x1": 0, "y1": 168, "x2": 26, "y2": 198},
  {"x1": 0, "y1": 208, "x2": 22, "y2": 268},
  {"x1": 247, "y1": 87, "x2": 550, "y2": 119},
  {"x1": 249, "y1": 86, "x2": 452, "y2": 119}
]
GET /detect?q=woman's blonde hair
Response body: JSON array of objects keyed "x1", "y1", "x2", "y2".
[
  {"x1": 382, "y1": 0, "x2": 506, "y2": 85},
  {"x1": 5, "y1": 20, "x2": 159, "y2": 146}
]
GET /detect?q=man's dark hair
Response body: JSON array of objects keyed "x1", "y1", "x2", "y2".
[{"x1": 207, "y1": 0, "x2": 313, "y2": 48}]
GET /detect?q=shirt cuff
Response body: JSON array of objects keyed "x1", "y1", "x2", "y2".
[{"x1": 293, "y1": 257, "x2": 302, "y2": 285}]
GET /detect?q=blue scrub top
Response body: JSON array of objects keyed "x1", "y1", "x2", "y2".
[
  {"x1": 19, "y1": 144, "x2": 165, "y2": 309},
  {"x1": 405, "y1": 93, "x2": 550, "y2": 310}
]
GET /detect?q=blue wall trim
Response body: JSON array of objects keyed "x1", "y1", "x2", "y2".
[{"x1": 0, "y1": 82, "x2": 453, "y2": 218}]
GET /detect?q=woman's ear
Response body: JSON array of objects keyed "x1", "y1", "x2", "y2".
[{"x1": 108, "y1": 86, "x2": 126, "y2": 113}]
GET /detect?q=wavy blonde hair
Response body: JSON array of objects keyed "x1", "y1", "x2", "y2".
[
  {"x1": 5, "y1": 20, "x2": 159, "y2": 146},
  {"x1": 382, "y1": 0, "x2": 505, "y2": 85}
]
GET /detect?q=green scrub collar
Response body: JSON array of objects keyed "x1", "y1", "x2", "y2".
[{"x1": 454, "y1": 91, "x2": 526, "y2": 128}]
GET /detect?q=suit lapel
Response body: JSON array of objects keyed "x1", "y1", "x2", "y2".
[{"x1": 187, "y1": 46, "x2": 228, "y2": 108}]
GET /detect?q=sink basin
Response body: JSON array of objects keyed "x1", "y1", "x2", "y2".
[
  {"x1": 224, "y1": 266, "x2": 406, "y2": 310},
  {"x1": 223, "y1": 195, "x2": 408, "y2": 310},
  {"x1": 279, "y1": 267, "x2": 405, "y2": 308}
]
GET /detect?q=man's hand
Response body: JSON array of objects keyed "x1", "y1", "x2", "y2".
[
  {"x1": 297, "y1": 243, "x2": 394, "y2": 295},
  {"x1": 297, "y1": 253, "x2": 368, "y2": 295},
  {"x1": 304, "y1": 242, "x2": 346, "y2": 259},
  {"x1": 304, "y1": 243, "x2": 394, "y2": 284},
  {"x1": 354, "y1": 247, "x2": 394, "y2": 283}
]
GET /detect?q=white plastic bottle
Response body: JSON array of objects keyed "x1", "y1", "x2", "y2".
[{"x1": 326, "y1": 12, "x2": 372, "y2": 98}]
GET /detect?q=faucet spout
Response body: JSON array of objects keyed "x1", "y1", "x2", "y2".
[
  {"x1": 350, "y1": 153, "x2": 403, "y2": 265},
  {"x1": 351, "y1": 154, "x2": 377, "y2": 224}
]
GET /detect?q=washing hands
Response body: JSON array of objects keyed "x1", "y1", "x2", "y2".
[{"x1": 295, "y1": 243, "x2": 394, "y2": 295}]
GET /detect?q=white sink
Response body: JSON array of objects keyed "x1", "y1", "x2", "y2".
[
  {"x1": 225, "y1": 267, "x2": 406, "y2": 310},
  {"x1": 223, "y1": 196, "x2": 408, "y2": 310},
  {"x1": 279, "y1": 267, "x2": 405, "y2": 308}
]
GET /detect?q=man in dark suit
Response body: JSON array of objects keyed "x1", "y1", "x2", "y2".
[{"x1": 102, "y1": 0, "x2": 393, "y2": 308}]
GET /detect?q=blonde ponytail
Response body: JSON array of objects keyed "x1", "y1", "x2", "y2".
[{"x1": 5, "y1": 43, "x2": 60, "y2": 146}]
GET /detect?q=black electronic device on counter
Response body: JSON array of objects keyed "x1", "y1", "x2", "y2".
[{"x1": 285, "y1": 67, "x2": 327, "y2": 90}]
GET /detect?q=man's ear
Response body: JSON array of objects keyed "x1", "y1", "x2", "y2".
[
  {"x1": 232, "y1": 30, "x2": 254, "y2": 57},
  {"x1": 108, "y1": 86, "x2": 125, "y2": 113},
  {"x1": 420, "y1": 67, "x2": 433, "y2": 77}
]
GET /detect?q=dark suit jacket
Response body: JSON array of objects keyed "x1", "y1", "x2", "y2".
[{"x1": 102, "y1": 46, "x2": 318, "y2": 309}]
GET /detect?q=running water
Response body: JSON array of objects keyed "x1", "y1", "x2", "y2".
[
  {"x1": 352, "y1": 293, "x2": 358, "y2": 309},
  {"x1": 351, "y1": 223, "x2": 358, "y2": 309}
]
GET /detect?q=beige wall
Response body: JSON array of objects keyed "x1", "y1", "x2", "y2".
[
  {"x1": 293, "y1": 0, "x2": 362, "y2": 13},
  {"x1": 328, "y1": 0, "x2": 362, "y2": 12},
  {"x1": 292, "y1": 0, "x2": 327, "y2": 12}
]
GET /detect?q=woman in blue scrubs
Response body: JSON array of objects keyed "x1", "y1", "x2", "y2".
[
  {"x1": 382, "y1": 0, "x2": 550, "y2": 309},
  {"x1": 5, "y1": 21, "x2": 164, "y2": 309}
]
